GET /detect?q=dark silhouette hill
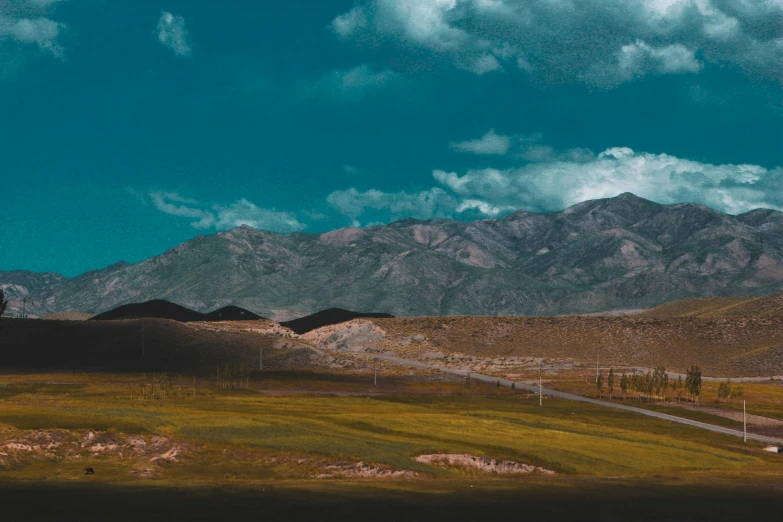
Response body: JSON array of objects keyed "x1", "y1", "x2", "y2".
[
  {"x1": 204, "y1": 306, "x2": 264, "y2": 321},
  {"x1": 5, "y1": 193, "x2": 783, "y2": 318},
  {"x1": 0, "y1": 317, "x2": 300, "y2": 373},
  {"x1": 91, "y1": 300, "x2": 206, "y2": 322},
  {"x1": 90, "y1": 300, "x2": 263, "y2": 322},
  {"x1": 280, "y1": 308, "x2": 394, "y2": 335}
]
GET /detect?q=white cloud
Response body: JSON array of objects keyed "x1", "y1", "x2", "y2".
[
  {"x1": 326, "y1": 187, "x2": 467, "y2": 224},
  {"x1": 451, "y1": 130, "x2": 594, "y2": 162},
  {"x1": 0, "y1": 0, "x2": 67, "y2": 60},
  {"x1": 468, "y1": 53, "x2": 503, "y2": 74},
  {"x1": 150, "y1": 192, "x2": 215, "y2": 228},
  {"x1": 212, "y1": 199, "x2": 305, "y2": 231},
  {"x1": 156, "y1": 12, "x2": 191, "y2": 58},
  {"x1": 150, "y1": 192, "x2": 305, "y2": 233},
  {"x1": 433, "y1": 147, "x2": 782, "y2": 215},
  {"x1": 328, "y1": 139, "x2": 783, "y2": 223},
  {"x1": 306, "y1": 63, "x2": 399, "y2": 100},
  {"x1": 450, "y1": 129, "x2": 510, "y2": 155},
  {"x1": 1, "y1": 17, "x2": 65, "y2": 56},
  {"x1": 621, "y1": 41, "x2": 702, "y2": 74},
  {"x1": 25, "y1": 0, "x2": 65, "y2": 7},
  {"x1": 585, "y1": 40, "x2": 702, "y2": 86},
  {"x1": 332, "y1": 5, "x2": 368, "y2": 37},
  {"x1": 332, "y1": 0, "x2": 783, "y2": 85}
]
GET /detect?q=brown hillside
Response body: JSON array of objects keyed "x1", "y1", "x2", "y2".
[
  {"x1": 640, "y1": 293, "x2": 783, "y2": 318},
  {"x1": 40, "y1": 312, "x2": 93, "y2": 321},
  {"x1": 340, "y1": 315, "x2": 783, "y2": 377}
]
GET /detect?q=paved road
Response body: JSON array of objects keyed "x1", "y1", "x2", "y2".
[{"x1": 371, "y1": 354, "x2": 783, "y2": 446}]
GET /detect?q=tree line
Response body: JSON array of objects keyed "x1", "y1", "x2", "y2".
[
  {"x1": 717, "y1": 379, "x2": 744, "y2": 403},
  {"x1": 596, "y1": 365, "x2": 704, "y2": 402},
  {"x1": 129, "y1": 373, "x2": 196, "y2": 400},
  {"x1": 216, "y1": 364, "x2": 252, "y2": 389}
]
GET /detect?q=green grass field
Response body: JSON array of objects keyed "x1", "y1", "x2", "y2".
[
  {"x1": 2, "y1": 371, "x2": 782, "y2": 521},
  {"x1": 1, "y1": 371, "x2": 780, "y2": 485}
]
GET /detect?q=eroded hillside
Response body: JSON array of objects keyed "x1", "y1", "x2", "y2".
[{"x1": 302, "y1": 315, "x2": 783, "y2": 378}]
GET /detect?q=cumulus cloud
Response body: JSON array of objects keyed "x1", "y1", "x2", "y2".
[
  {"x1": 332, "y1": 0, "x2": 783, "y2": 86},
  {"x1": 150, "y1": 191, "x2": 305, "y2": 233},
  {"x1": 156, "y1": 12, "x2": 191, "y2": 57},
  {"x1": 0, "y1": 0, "x2": 67, "y2": 59},
  {"x1": 328, "y1": 141, "x2": 783, "y2": 224},
  {"x1": 436, "y1": 147, "x2": 783, "y2": 215},
  {"x1": 586, "y1": 40, "x2": 703, "y2": 86}
]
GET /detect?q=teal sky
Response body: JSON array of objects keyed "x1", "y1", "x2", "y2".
[{"x1": 1, "y1": 0, "x2": 782, "y2": 276}]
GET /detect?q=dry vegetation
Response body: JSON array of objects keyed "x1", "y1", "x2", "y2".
[
  {"x1": 305, "y1": 314, "x2": 783, "y2": 378},
  {"x1": 639, "y1": 292, "x2": 783, "y2": 318}
]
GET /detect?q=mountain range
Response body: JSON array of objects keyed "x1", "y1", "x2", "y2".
[{"x1": 2, "y1": 193, "x2": 783, "y2": 320}]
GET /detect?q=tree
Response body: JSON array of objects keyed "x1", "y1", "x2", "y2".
[
  {"x1": 607, "y1": 368, "x2": 615, "y2": 399},
  {"x1": 662, "y1": 371, "x2": 669, "y2": 399},
  {"x1": 0, "y1": 288, "x2": 7, "y2": 317},
  {"x1": 718, "y1": 379, "x2": 732, "y2": 403},
  {"x1": 676, "y1": 375, "x2": 683, "y2": 402},
  {"x1": 596, "y1": 371, "x2": 604, "y2": 398},
  {"x1": 620, "y1": 373, "x2": 628, "y2": 400},
  {"x1": 732, "y1": 385, "x2": 744, "y2": 402},
  {"x1": 686, "y1": 365, "x2": 702, "y2": 402}
]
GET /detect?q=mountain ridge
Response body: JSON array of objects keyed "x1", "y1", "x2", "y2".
[{"x1": 3, "y1": 193, "x2": 783, "y2": 319}]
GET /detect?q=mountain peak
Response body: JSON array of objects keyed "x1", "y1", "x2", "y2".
[{"x1": 4, "y1": 195, "x2": 783, "y2": 318}]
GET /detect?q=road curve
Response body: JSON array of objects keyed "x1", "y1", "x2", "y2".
[{"x1": 371, "y1": 354, "x2": 783, "y2": 446}]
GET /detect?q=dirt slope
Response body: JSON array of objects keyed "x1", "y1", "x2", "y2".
[{"x1": 301, "y1": 315, "x2": 783, "y2": 377}]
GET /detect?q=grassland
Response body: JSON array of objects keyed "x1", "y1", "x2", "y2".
[
  {"x1": 1, "y1": 371, "x2": 782, "y2": 521},
  {"x1": 1, "y1": 371, "x2": 780, "y2": 483},
  {"x1": 551, "y1": 375, "x2": 783, "y2": 427}
]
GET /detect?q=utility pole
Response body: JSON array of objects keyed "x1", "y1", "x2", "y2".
[
  {"x1": 743, "y1": 400, "x2": 747, "y2": 443},
  {"x1": 22, "y1": 298, "x2": 26, "y2": 319},
  {"x1": 595, "y1": 353, "x2": 599, "y2": 384},
  {"x1": 373, "y1": 358, "x2": 377, "y2": 386},
  {"x1": 259, "y1": 346, "x2": 263, "y2": 371},
  {"x1": 140, "y1": 325, "x2": 145, "y2": 358},
  {"x1": 539, "y1": 359, "x2": 543, "y2": 406}
]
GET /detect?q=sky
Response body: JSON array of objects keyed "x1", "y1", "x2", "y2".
[{"x1": 1, "y1": 0, "x2": 782, "y2": 276}]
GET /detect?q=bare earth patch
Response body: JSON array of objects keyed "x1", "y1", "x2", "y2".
[
  {"x1": 415, "y1": 454, "x2": 555, "y2": 475},
  {"x1": 676, "y1": 405, "x2": 783, "y2": 428},
  {"x1": 0, "y1": 430, "x2": 192, "y2": 473},
  {"x1": 314, "y1": 460, "x2": 419, "y2": 479}
]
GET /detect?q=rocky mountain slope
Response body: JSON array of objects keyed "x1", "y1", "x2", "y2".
[{"x1": 2, "y1": 193, "x2": 783, "y2": 319}]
